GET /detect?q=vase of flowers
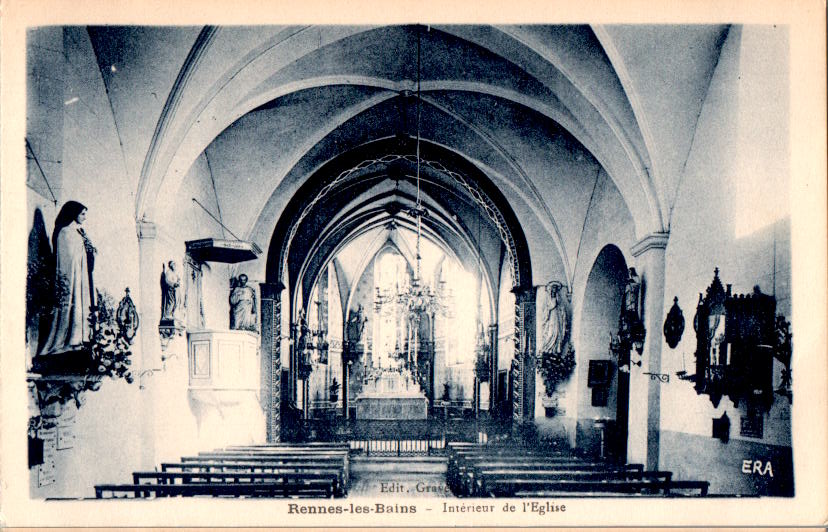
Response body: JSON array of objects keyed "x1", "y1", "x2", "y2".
[
  {"x1": 87, "y1": 290, "x2": 134, "y2": 385},
  {"x1": 539, "y1": 344, "x2": 576, "y2": 397},
  {"x1": 329, "y1": 378, "x2": 340, "y2": 403}
]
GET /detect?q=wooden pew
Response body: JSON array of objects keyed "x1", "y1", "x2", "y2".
[
  {"x1": 96, "y1": 443, "x2": 351, "y2": 499},
  {"x1": 132, "y1": 470, "x2": 344, "y2": 497},
  {"x1": 481, "y1": 478, "x2": 708, "y2": 497},
  {"x1": 464, "y1": 463, "x2": 646, "y2": 497},
  {"x1": 446, "y1": 443, "x2": 708, "y2": 498},
  {"x1": 477, "y1": 470, "x2": 672, "y2": 497},
  {"x1": 95, "y1": 478, "x2": 336, "y2": 499},
  {"x1": 161, "y1": 461, "x2": 348, "y2": 492},
  {"x1": 447, "y1": 450, "x2": 582, "y2": 493},
  {"x1": 191, "y1": 448, "x2": 348, "y2": 486}
]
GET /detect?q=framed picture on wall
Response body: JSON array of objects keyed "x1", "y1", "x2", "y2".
[
  {"x1": 591, "y1": 386, "x2": 609, "y2": 407},
  {"x1": 588, "y1": 359, "x2": 612, "y2": 387}
]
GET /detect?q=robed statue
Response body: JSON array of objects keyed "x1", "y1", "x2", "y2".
[
  {"x1": 160, "y1": 260, "x2": 182, "y2": 321},
  {"x1": 229, "y1": 273, "x2": 257, "y2": 331},
  {"x1": 540, "y1": 281, "x2": 567, "y2": 356},
  {"x1": 39, "y1": 201, "x2": 97, "y2": 355},
  {"x1": 296, "y1": 308, "x2": 310, "y2": 354},
  {"x1": 347, "y1": 304, "x2": 367, "y2": 346},
  {"x1": 624, "y1": 267, "x2": 641, "y2": 318}
]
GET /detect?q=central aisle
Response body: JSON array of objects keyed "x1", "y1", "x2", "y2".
[{"x1": 348, "y1": 456, "x2": 454, "y2": 498}]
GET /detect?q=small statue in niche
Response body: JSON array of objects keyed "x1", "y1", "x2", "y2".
[
  {"x1": 347, "y1": 304, "x2": 367, "y2": 345},
  {"x1": 617, "y1": 267, "x2": 646, "y2": 354},
  {"x1": 540, "y1": 281, "x2": 567, "y2": 356},
  {"x1": 39, "y1": 201, "x2": 97, "y2": 356},
  {"x1": 160, "y1": 260, "x2": 182, "y2": 321},
  {"x1": 229, "y1": 273, "x2": 257, "y2": 331},
  {"x1": 296, "y1": 309, "x2": 313, "y2": 377},
  {"x1": 623, "y1": 267, "x2": 641, "y2": 318},
  {"x1": 296, "y1": 308, "x2": 310, "y2": 354}
]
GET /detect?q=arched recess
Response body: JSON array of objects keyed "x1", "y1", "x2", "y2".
[{"x1": 577, "y1": 244, "x2": 629, "y2": 460}]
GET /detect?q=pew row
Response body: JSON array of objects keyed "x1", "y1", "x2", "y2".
[
  {"x1": 95, "y1": 443, "x2": 349, "y2": 499},
  {"x1": 446, "y1": 443, "x2": 709, "y2": 497}
]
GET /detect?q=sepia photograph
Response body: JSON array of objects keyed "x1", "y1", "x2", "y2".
[{"x1": 1, "y1": 0, "x2": 826, "y2": 527}]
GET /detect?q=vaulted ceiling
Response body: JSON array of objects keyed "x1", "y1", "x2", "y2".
[{"x1": 85, "y1": 24, "x2": 730, "y2": 294}]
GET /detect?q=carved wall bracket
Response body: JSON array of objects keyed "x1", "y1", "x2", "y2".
[
  {"x1": 28, "y1": 372, "x2": 104, "y2": 424},
  {"x1": 159, "y1": 319, "x2": 185, "y2": 351},
  {"x1": 642, "y1": 372, "x2": 670, "y2": 383}
]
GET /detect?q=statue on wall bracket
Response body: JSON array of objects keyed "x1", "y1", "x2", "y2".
[
  {"x1": 37, "y1": 201, "x2": 96, "y2": 360},
  {"x1": 26, "y1": 202, "x2": 138, "y2": 429},
  {"x1": 538, "y1": 281, "x2": 575, "y2": 399},
  {"x1": 295, "y1": 309, "x2": 313, "y2": 380},
  {"x1": 229, "y1": 273, "x2": 258, "y2": 332},
  {"x1": 619, "y1": 268, "x2": 646, "y2": 355},
  {"x1": 159, "y1": 260, "x2": 185, "y2": 350},
  {"x1": 347, "y1": 304, "x2": 367, "y2": 347}
]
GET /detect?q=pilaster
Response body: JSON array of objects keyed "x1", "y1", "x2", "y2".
[
  {"x1": 260, "y1": 281, "x2": 285, "y2": 442},
  {"x1": 511, "y1": 285, "x2": 537, "y2": 424},
  {"x1": 136, "y1": 219, "x2": 158, "y2": 468},
  {"x1": 487, "y1": 324, "x2": 499, "y2": 408},
  {"x1": 630, "y1": 232, "x2": 668, "y2": 470}
]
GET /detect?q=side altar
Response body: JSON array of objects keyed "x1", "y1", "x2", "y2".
[{"x1": 355, "y1": 368, "x2": 428, "y2": 420}]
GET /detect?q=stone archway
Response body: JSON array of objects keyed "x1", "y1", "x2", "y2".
[{"x1": 260, "y1": 150, "x2": 536, "y2": 442}]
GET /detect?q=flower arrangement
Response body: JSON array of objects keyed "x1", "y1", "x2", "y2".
[
  {"x1": 474, "y1": 348, "x2": 490, "y2": 382},
  {"x1": 441, "y1": 381, "x2": 452, "y2": 402},
  {"x1": 87, "y1": 290, "x2": 134, "y2": 385},
  {"x1": 329, "y1": 377, "x2": 340, "y2": 401},
  {"x1": 539, "y1": 344, "x2": 576, "y2": 397}
]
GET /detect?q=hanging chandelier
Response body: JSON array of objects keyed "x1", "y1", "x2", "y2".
[
  {"x1": 401, "y1": 25, "x2": 443, "y2": 319},
  {"x1": 374, "y1": 26, "x2": 447, "y2": 320}
]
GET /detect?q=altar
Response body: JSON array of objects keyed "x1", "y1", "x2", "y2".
[{"x1": 355, "y1": 368, "x2": 428, "y2": 420}]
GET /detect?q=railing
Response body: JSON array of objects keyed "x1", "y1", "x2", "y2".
[
  {"x1": 286, "y1": 418, "x2": 511, "y2": 456},
  {"x1": 351, "y1": 438, "x2": 447, "y2": 456}
]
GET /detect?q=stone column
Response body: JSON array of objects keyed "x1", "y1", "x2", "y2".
[
  {"x1": 488, "y1": 324, "x2": 498, "y2": 408},
  {"x1": 630, "y1": 232, "x2": 669, "y2": 470},
  {"x1": 511, "y1": 285, "x2": 537, "y2": 424},
  {"x1": 341, "y1": 341, "x2": 351, "y2": 419},
  {"x1": 136, "y1": 220, "x2": 158, "y2": 468},
  {"x1": 260, "y1": 282, "x2": 285, "y2": 442},
  {"x1": 289, "y1": 321, "x2": 297, "y2": 410}
]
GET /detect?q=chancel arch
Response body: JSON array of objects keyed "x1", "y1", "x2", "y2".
[{"x1": 258, "y1": 127, "x2": 541, "y2": 439}]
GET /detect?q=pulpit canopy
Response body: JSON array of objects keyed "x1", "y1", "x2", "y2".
[{"x1": 185, "y1": 238, "x2": 262, "y2": 263}]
